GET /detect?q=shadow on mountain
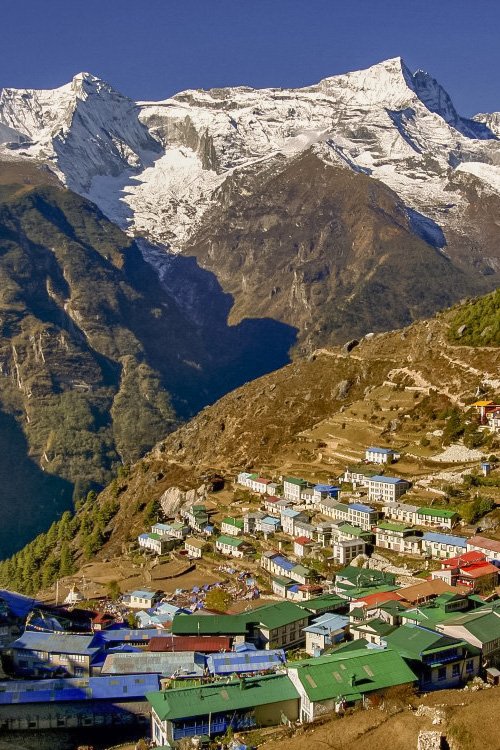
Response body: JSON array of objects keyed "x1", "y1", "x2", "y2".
[
  {"x1": 0, "y1": 410, "x2": 73, "y2": 557},
  {"x1": 407, "y1": 208, "x2": 446, "y2": 249},
  {"x1": 126, "y1": 241, "x2": 298, "y2": 417}
]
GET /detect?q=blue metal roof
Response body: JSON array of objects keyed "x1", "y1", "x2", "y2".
[
  {"x1": 129, "y1": 590, "x2": 157, "y2": 599},
  {"x1": 303, "y1": 614, "x2": 349, "y2": 635},
  {"x1": 369, "y1": 475, "x2": 406, "y2": 484},
  {"x1": 261, "y1": 516, "x2": 280, "y2": 525},
  {"x1": 367, "y1": 447, "x2": 394, "y2": 454},
  {"x1": 314, "y1": 485, "x2": 340, "y2": 493},
  {"x1": 206, "y1": 649, "x2": 286, "y2": 675},
  {"x1": 97, "y1": 628, "x2": 159, "y2": 643},
  {"x1": 11, "y1": 630, "x2": 100, "y2": 656},
  {"x1": 281, "y1": 509, "x2": 301, "y2": 517},
  {"x1": 422, "y1": 532, "x2": 467, "y2": 547},
  {"x1": 271, "y1": 555, "x2": 294, "y2": 572},
  {"x1": 0, "y1": 674, "x2": 160, "y2": 705},
  {"x1": 0, "y1": 590, "x2": 41, "y2": 618},
  {"x1": 349, "y1": 503, "x2": 375, "y2": 513}
]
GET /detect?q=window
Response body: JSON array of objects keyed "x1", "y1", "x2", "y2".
[
  {"x1": 452, "y1": 664, "x2": 460, "y2": 678},
  {"x1": 466, "y1": 660, "x2": 474, "y2": 673},
  {"x1": 437, "y1": 667, "x2": 446, "y2": 681}
]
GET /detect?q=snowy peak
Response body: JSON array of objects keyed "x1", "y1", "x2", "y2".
[{"x1": 315, "y1": 56, "x2": 416, "y2": 107}]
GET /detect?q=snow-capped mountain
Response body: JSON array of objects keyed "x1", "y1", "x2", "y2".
[{"x1": 1, "y1": 57, "x2": 499, "y2": 253}]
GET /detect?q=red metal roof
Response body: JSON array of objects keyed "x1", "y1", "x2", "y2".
[
  {"x1": 458, "y1": 562, "x2": 499, "y2": 579},
  {"x1": 148, "y1": 635, "x2": 231, "y2": 653},
  {"x1": 442, "y1": 551, "x2": 487, "y2": 568},
  {"x1": 355, "y1": 590, "x2": 403, "y2": 607},
  {"x1": 294, "y1": 536, "x2": 314, "y2": 545}
]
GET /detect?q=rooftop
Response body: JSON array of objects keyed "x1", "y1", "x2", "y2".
[
  {"x1": 147, "y1": 673, "x2": 298, "y2": 721},
  {"x1": 384, "y1": 624, "x2": 476, "y2": 661},
  {"x1": 349, "y1": 503, "x2": 376, "y2": 513},
  {"x1": 369, "y1": 475, "x2": 408, "y2": 485},
  {"x1": 422, "y1": 532, "x2": 468, "y2": 547},
  {"x1": 290, "y1": 648, "x2": 416, "y2": 702},
  {"x1": 216, "y1": 535, "x2": 244, "y2": 547},
  {"x1": 417, "y1": 507, "x2": 457, "y2": 519}
]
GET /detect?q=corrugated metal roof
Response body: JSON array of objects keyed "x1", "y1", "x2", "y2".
[
  {"x1": 102, "y1": 652, "x2": 205, "y2": 677},
  {"x1": 207, "y1": 649, "x2": 286, "y2": 675},
  {"x1": 0, "y1": 674, "x2": 160, "y2": 705},
  {"x1": 11, "y1": 630, "x2": 100, "y2": 656},
  {"x1": 422, "y1": 532, "x2": 467, "y2": 546},
  {"x1": 290, "y1": 648, "x2": 417, "y2": 702},
  {"x1": 147, "y1": 673, "x2": 298, "y2": 721},
  {"x1": 97, "y1": 628, "x2": 159, "y2": 643},
  {"x1": 148, "y1": 636, "x2": 232, "y2": 652}
]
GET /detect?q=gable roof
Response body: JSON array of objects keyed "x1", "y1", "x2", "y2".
[
  {"x1": 417, "y1": 507, "x2": 457, "y2": 519},
  {"x1": 172, "y1": 614, "x2": 247, "y2": 636},
  {"x1": 468, "y1": 536, "x2": 500, "y2": 554},
  {"x1": 147, "y1": 674, "x2": 298, "y2": 721},
  {"x1": 384, "y1": 624, "x2": 475, "y2": 660},
  {"x1": 422, "y1": 532, "x2": 468, "y2": 547},
  {"x1": 11, "y1": 631, "x2": 99, "y2": 656},
  {"x1": 290, "y1": 648, "x2": 417, "y2": 702}
]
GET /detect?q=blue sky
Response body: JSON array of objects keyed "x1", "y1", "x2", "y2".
[{"x1": 2, "y1": 0, "x2": 499, "y2": 115}]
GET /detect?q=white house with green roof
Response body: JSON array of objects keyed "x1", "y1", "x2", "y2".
[
  {"x1": 382, "y1": 501, "x2": 420, "y2": 526},
  {"x1": 416, "y1": 507, "x2": 458, "y2": 530},
  {"x1": 283, "y1": 476, "x2": 308, "y2": 503},
  {"x1": 138, "y1": 532, "x2": 174, "y2": 555},
  {"x1": 215, "y1": 535, "x2": 251, "y2": 558},
  {"x1": 221, "y1": 517, "x2": 244, "y2": 536},
  {"x1": 147, "y1": 673, "x2": 299, "y2": 745},
  {"x1": 287, "y1": 647, "x2": 417, "y2": 722},
  {"x1": 374, "y1": 522, "x2": 423, "y2": 555}
]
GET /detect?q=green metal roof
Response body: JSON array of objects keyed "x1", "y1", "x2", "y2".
[
  {"x1": 291, "y1": 564, "x2": 313, "y2": 577},
  {"x1": 337, "y1": 524, "x2": 373, "y2": 539},
  {"x1": 147, "y1": 674, "x2": 299, "y2": 721},
  {"x1": 444, "y1": 609, "x2": 500, "y2": 643},
  {"x1": 242, "y1": 601, "x2": 309, "y2": 630},
  {"x1": 290, "y1": 648, "x2": 417, "y2": 702},
  {"x1": 216, "y1": 535, "x2": 244, "y2": 547},
  {"x1": 417, "y1": 507, "x2": 457, "y2": 519},
  {"x1": 299, "y1": 595, "x2": 346, "y2": 613},
  {"x1": 284, "y1": 477, "x2": 307, "y2": 486},
  {"x1": 352, "y1": 618, "x2": 397, "y2": 637},
  {"x1": 376, "y1": 522, "x2": 411, "y2": 533},
  {"x1": 222, "y1": 517, "x2": 244, "y2": 528},
  {"x1": 384, "y1": 624, "x2": 478, "y2": 660},
  {"x1": 172, "y1": 614, "x2": 248, "y2": 636}
]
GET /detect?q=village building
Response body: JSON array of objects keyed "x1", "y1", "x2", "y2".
[
  {"x1": 431, "y1": 552, "x2": 499, "y2": 592},
  {"x1": 184, "y1": 536, "x2": 207, "y2": 559},
  {"x1": 374, "y1": 522, "x2": 423, "y2": 555},
  {"x1": 313, "y1": 484, "x2": 340, "y2": 504},
  {"x1": 467, "y1": 535, "x2": 500, "y2": 562},
  {"x1": 243, "y1": 511, "x2": 266, "y2": 533},
  {"x1": 148, "y1": 635, "x2": 232, "y2": 653},
  {"x1": 263, "y1": 497, "x2": 290, "y2": 515},
  {"x1": 101, "y1": 651, "x2": 206, "y2": 679},
  {"x1": 416, "y1": 507, "x2": 458, "y2": 530},
  {"x1": 152, "y1": 521, "x2": 188, "y2": 540},
  {"x1": 436, "y1": 602, "x2": 500, "y2": 665},
  {"x1": 287, "y1": 647, "x2": 417, "y2": 723},
  {"x1": 336, "y1": 523, "x2": 374, "y2": 544},
  {"x1": 382, "y1": 501, "x2": 420, "y2": 526},
  {"x1": 257, "y1": 515, "x2": 281, "y2": 535},
  {"x1": 384, "y1": 624, "x2": 480, "y2": 689},
  {"x1": 236, "y1": 471, "x2": 254, "y2": 487},
  {"x1": 332, "y1": 538, "x2": 367, "y2": 565},
  {"x1": 303, "y1": 613, "x2": 349, "y2": 655},
  {"x1": 249, "y1": 476, "x2": 273, "y2": 494},
  {"x1": 421, "y1": 532, "x2": 468, "y2": 559},
  {"x1": 487, "y1": 409, "x2": 500, "y2": 432},
  {"x1": 0, "y1": 673, "x2": 160, "y2": 731},
  {"x1": 220, "y1": 517, "x2": 244, "y2": 536},
  {"x1": 342, "y1": 465, "x2": 379, "y2": 487},
  {"x1": 138, "y1": 532, "x2": 174, "y2": 555},
  {"x1": 125, "y1": 590, "x2": 161, "y2": 610},
  {"x1": 183, "y1": 504, "x2": 209, "y2": 532},
  {"x1": 346, "y1": 502, "x2": 379, "y2": 530},
  {"x1": 215, "y1": 535, "x2": 249, "y2": 558},
  {"x1": 294, "y1": 536, "x2": 315, "y2": 557},
  {"x1": 293, "y1": 519, "x2": 315, "y2": 539},
  {"x1": 350, "y1": 617, "x2": 397, "y2": 644},
  {"x1": 206, "y1": 645, "x2": 286, "y2": 676},
  {"x1": 315, "y1": 522, "x2": 339, "y2": 547},
  {"x1": 283, "y1": 476, "x2": 308, "y2": 503},
  {"x1": 148, "y1": 673, "x2": 299, "y2": 746},
  {"x1": 367, "y1": 476, "x2": 411, "y2": 503},
  {"x1": 9, "y1": 631, "x2": 102, "y2": 678},
  {"x1": 365, "y1": 446, "x2": 400, "y2": 464},
  {"x1": 261, "y1": 551, "x2": 295, "y2": 579},
  {"x1": 280, "y1": 508, "x2": 307, "y2": 535}
]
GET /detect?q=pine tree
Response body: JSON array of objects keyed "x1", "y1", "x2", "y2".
[{"x1": 59, "y1": 543, "x2": 75, "y2": 577}]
